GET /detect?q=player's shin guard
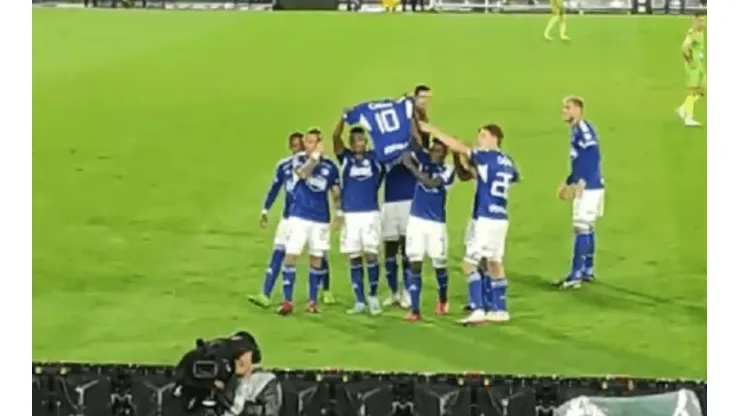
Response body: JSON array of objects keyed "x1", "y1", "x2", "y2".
[
  {"x1": 262, "y1": 248, "x2": 285, "y2": 297},
  {"x1": 583, "y1": 230, "x2": 595, "y2": 277},
  {"x1": 402, "y1": 257, "x2": 411, "y2": 291},
  {"x1": 408, "y1": 270, "x2": 422, "y2": 314},
  {"x1": 368, "y1": 261, "x2": 380, "y2": 297},
  {"x1": 350, "y1": 263, "x2": 366, "y2": 304},
  {"x1": 282, "y1": 265, "x2": 296, "y2": 302},
  {"x1": 384, "y1": 258, "x2": 399, "y2": 294},
  {"x1": 434, "y1": 268, "x2": 449, "y2": 303},
  {"x1": 491, "y1": 278, "x2": 508, "y2": 312},
  {"x1": 308, "y1": 268, "x2": 323, "y2": 304},
  {"x1": 568, "y1": 231, "x2": 590, "y2": 280},
  {"x1": 321, "y1": 256, "x2": 331, "y2": 290},
  {"x1": 482, "y1": 274, "x2": 493, "y2": 312},
  {"x1": 466, "y1": 271, "x2": 484, "y2": 311}
]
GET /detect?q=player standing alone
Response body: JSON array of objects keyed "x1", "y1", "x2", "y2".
[
  {"x1": 555, "y1": 96, "x2": 604, "y2": 289},
  {"x1": 420, "y1": 122, "x2": 520, "y2": 324},
  {"x1": 544, "y1": 0, "x2": 569, "y2": 41},
  {"x1": 401, "y1": 141, "x2": 455, "y2": 321},
  {"x1": 279, "y1": 129, "x2": 342, "y2": 315},
  {"x1": 331, "y1": 115, "x2": 386, "y2": 316},
  {"x1": 675, "y1": 13, "x2": 706, "y2": 127}
]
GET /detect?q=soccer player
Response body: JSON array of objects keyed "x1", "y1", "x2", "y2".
[
  {"x1": 555, "y1": 96, "x2": 604, "y2": 289},
  {"x1": 544, "y1": 0, "x2": 569, "y2": 41},
  {"x1": 401, "y1": 141, "x2": 455, "y2": 321},
  {"x1": 278, "y1": 129, "x2": 341, "y2": 315},
  {"x1": 675, "y1": 13, "x2": 706, "y2": 127},
  {"x1": 419, "y1": 122, "x2": 519, "y2": 324},
  {"x1": 344, "y1": 92, "x2": 421, "y2": 308},
  {"x1": 452, "y1": 154, "x2": 494, "y2": 313},
  {"x1": 331, "y1": 116, "x2": 385, "y2": 315},
  {"x1": 247, "y1": 132, "x2": 303, "y2": 308}
]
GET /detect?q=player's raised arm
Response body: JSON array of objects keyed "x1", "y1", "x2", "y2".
[
  {"x1": 452, "y1": 153, "x2": 475, "y2": 181},
  {"x1": 332, "y1": 114, "x2": 348, "y2": 155},
  {"x1": 401, "y1": 151, "x2": 442, "y2": 188},
  {"x1": 418, "y1": 122, "x2": 470, "y2": 155}
]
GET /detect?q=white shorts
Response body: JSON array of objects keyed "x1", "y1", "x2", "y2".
[
  {"x1": 284, "y1": 217, "x2": 330, "y2": 257},
  {"x1": 340, "y1": 211, "x2": 381, "y2": 256},
  {"x1": 404, "y1": 216, "x2": 448, "y2": 263},
  {"x1": 572, "y1": 189, "x2": 605, "y2": 224},
  {"x1": 381, "y1": 200, "x2": 412, "y2": 241},
  {"x1": 464, "y1": 217, "x2": 509, "y2": 264},
  {"x1": 273, "y1": 218, "x2": 291, "y2": 248}
]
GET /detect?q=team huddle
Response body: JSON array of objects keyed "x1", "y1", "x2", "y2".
[{"x1": 248, "y1": 86, "x2": 605, "y2": 325}]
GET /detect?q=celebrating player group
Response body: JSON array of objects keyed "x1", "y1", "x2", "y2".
[{"x1": 248, "y1": 85, "x2": 605, "y2": 325}]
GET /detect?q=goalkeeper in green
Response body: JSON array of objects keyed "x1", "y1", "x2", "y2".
[
  {"x1": 675, "y1": 13, "x2": 706, "y2": 127},
  {"x1": 544, "y1": 0, "x2": 569, "y2": 41}
]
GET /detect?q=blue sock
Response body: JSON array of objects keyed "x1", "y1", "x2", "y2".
[
  {"x1": 261, "y1": 248, "x2": 285, "y2": 297},
  {"x1": 569, "y1": 232, "x2": 589, "y2": 280},
  {"x1": 434, "y1": 267, "x2": 448, "y2": 303},
  {"x1": 402, "y1": 257, "x2": 411, "y2": 292},
  {"x1": 308, "y1": 268, "x2": 322, "y2": 303},
  {"x1": 466, "y1": 271, "x2": 483, "y2": 310},
  {"x1": 584, "y1": 231, "x2": 595, "y2": 276},
  {"x1": 282, "y1": 265, "x2": 296, "y2": 302},
  {"x1": 408, "y1": 271, "x2": 422, "y2": 314},
  {"x1": 367, "y1": 261, "x2": 380, "y2": 297},
  {"x1": 384, "y1": 258, "x2": 399, "y2": 295},
  {"x1": 482, "y1": 274, "x2": 493, "y2": 312},
  {"x1": 491, "y1": 278, "x2": 508, "y2": 312},
  {"x1": 321, "y1": 256, "x2": 331, "y2": 290},
  {"x1": 350, "y1": 263, "x2": 366, "y2": 304}
]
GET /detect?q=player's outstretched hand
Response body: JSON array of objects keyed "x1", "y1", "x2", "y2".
[
  {"x1": 417, "y1": 121, "x2": 432, "y2": 133},
  {"x1": 260, "y1": 214, "x2": 269, "y2": 229}
]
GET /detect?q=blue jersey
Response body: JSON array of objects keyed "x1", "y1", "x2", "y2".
[
  {"x1": 568, "y1": 120, "x2": 604, "y2": 190},
  {"x1": 409, "y1": 151, "x2": 455, "y2": 223},
  {"x1": 469, "y1": 149, "x2": 520, "y2": 221},
  {"x1": 337, "y1": 150, "x2": 384, "y2": 213},
  {"x1": 262, "y1": 156, "x2": 297, "y2": 219},
  {"x1": 344, "y1": 98, "x2": 414, "y2": 163},
  {"x1": 383, "y1": 159, "x2": 417, "y2": 203},
  {"x1": 289, "y1": 153, "x2": 340, "y2": 224}
]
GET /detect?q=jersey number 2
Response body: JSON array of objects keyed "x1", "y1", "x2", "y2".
[{"x1": 491, "y1": 172, "x2": 514, "y2": 199}]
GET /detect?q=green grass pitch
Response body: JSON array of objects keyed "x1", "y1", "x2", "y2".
[{"x1": 32, "y1": 10, "x2": 706, "y2": 379}]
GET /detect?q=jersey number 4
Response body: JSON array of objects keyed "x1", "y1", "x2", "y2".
[{"x1": 491, "y1": 172, "x2": 515, "y2": 199}]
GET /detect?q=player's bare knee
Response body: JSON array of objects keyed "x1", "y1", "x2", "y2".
[
  {"x1": 283, "y1": 254, "x2": 298, "y2": 267},
  {"x1": 349, "y1": 255, "x2": 363, "y2": 267},
  {"x1": 308, "y1": 255, "x2": 323, "y2": 269},
  {"x1": 573, "y1": 221, "x2": 592, "y2": 234},
  {"x1": 487, "y1": 261, "x2": 504, "y2": 278},
  {"x1": 365, "y1": 253, "x2": 378, "y2": 264},
  {"x1": 384, "y1": 241, "x2": 399, "y2": 257}
]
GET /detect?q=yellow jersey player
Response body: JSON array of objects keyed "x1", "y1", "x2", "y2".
[
  {"x1": 544, "y1": 0, "x2": 569, "y2": 41},
  {"x1": 675, "y1": 13, "x2": 706, "y2": 127},
  {"x1": 381, "y1": 0, "x2": 399, "y2": 11}
]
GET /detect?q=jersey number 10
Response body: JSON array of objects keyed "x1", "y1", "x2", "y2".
[{"x1": 366, "y1": 102, "x2": 401, "y2": 134}]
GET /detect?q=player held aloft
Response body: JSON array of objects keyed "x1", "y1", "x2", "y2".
[
  {"x1": 419, "y1": 122, "x2": 520, "y2": 325},
  {"x1": 555, "y1": 96, "x2": 604, "y2": 289},
  {"x1": 332, "y1": 114, "x2": 386, "y2": 316},
  {"x1": 675, "y1": 13, "x2": 706, "y2": 127},
  {"x1": 400, "y1": 140, "x2": 455, "y2": 322},
  {"x1": 278, "y1": 129, "x2": 342, "y2": 315}
]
